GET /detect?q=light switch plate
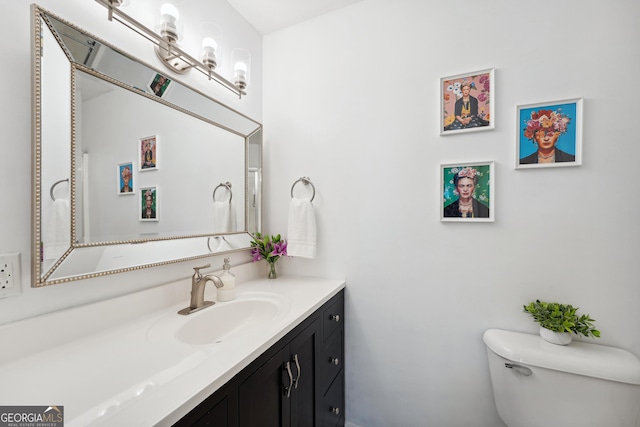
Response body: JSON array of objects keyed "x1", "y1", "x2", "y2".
[{"x1": 0, "y1": 252, "x2": 21, "y2": 298}]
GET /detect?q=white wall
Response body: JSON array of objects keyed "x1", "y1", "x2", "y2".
[
  {"x1": 0, "y1": 0, "x2": 262, "y2": 325},
  {"x1": 263, "y1": 0, "x2": 640, "y2": 425}
]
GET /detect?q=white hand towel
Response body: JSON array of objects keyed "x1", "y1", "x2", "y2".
[
  {"x1": 44, "y1": 198, "x2": 70, "y2": 260},
  {"x1": 287, "y1": 197, "x2": 316, "y2": 259},
  {"x1": 212, "y1": 201, "x2": 235, "y2": 233}
]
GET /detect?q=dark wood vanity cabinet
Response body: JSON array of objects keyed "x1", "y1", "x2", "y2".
[
  {"x1": 174, "y1": 290, "x2": 345, "y2": 427},
  {"x1": 238, "y1": 318, "x2": 319, "y2": 427}
]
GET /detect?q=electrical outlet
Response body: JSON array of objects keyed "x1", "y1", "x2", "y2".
[{"x1": 0, "y1": 252, "x2": 21, "y2": 298}]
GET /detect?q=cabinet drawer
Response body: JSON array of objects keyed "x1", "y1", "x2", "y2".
[
  {"x1": 320, "y1": 327, "x2": 343, "y2": 392},
  {"x1": 322, "y1": 295, "x2": 344, "y2": 340},
  {"x1": 319, "y1": 371, "x2": 345, "y2": 427}
]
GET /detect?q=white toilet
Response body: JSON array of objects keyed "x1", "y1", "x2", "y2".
[{"x1": 483, "y1": 329, "x2": 640, "y2": 427}]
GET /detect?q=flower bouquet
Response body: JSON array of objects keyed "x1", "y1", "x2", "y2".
[{"x1": 250, "y1": 233, "x2": 288, "y2": 279}]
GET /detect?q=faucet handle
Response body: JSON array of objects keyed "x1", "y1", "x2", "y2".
[{"x1": 193, "y1": 264, "x2": 211, "y2": 276}]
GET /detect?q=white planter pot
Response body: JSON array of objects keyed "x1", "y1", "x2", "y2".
[{"x1": 539, "y1": 326, "x2": 572, "y2": 345}]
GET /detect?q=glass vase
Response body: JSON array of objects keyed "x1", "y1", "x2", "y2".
[{"x1": 267, "y1": 260, "x2": 278, "y2": 279}]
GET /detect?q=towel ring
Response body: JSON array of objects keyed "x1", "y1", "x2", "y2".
[
  {"x1": 50, "y1": 178, "x2": 69, "y2": 201},
  {"x1": 207, "y1": 236, "x2": 229, "y2": 252},
  {"x1": 212, "y1": 182, "x2": 232, "y2": 203},
  {"x1": 290, "y1": 177, "x2": 315, "y2": 202}
]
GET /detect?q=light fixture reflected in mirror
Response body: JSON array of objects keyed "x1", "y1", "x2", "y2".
[{"x1": 231, "y1": 48, "x2": 251, "y2": 91}]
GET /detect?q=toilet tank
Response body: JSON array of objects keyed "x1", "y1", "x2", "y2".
[{"x1": 483, "y1": 329, "x2": 640, "y2": 427}]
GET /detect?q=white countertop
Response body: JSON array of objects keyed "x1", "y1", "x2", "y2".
[{"x1": 0, "y1": 273, "x2": 345, "y2": 426}]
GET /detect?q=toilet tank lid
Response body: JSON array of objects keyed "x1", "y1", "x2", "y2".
[{"x1": 483, "y1": 329, "x2": 640, "y2": 385}]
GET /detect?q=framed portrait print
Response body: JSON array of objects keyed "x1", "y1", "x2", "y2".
[
  {"x1": 140, "y1": 187, "x2": 158, "y2": 221},
  {"x1": 139, "y1": 135, "x2": 158, "y2": 171},
  {"x1": 117, "y1": 162, "x2": 134, "y2": 195},
  {"x1": 147, "y1": 72, "x2": 172, "y2": 98},
  {"x1": 516, "y1": 98, "x2": 583, "y2": 169},
  {"x1": 441, "y1": 68, "x2": 494, "y2": 136},
  {"x1": 441, "y1": 161, "x2": 494, "y2": 222}
]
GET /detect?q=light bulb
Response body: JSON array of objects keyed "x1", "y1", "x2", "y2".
[
  {"x1": 160, "y1": 4, "x2": 179, "y2": 23},
  {"x1": 231, "y1": 48, "x2": 251, "y2": 91},
  {"x1": 202, "y1": 38, "x2": 218, "y2": 69},
  {"x1": 202, "y1": 37, "x2": 217, "y2": 51},
  {"x1": 160, "y1": 4, "x2": 180, "y2": 42},
  {"x1": 234, "y1": 62, "x2": 247, "y2": 90}
]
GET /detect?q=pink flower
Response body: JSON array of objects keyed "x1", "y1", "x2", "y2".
[
  {"x1": 524, "y1": 109, "x2": 570, "y2": 140},
  {"x1": 458, "y1": 167, "x2": 478, "y2": 179}
]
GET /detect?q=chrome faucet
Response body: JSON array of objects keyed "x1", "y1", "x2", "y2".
[{"x1": 178, "y1": 264, "x2": 224, "y2": 315}]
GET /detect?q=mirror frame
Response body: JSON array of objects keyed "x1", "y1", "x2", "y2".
[{"x1": 31, "y1": 5, "x2": 262, "y2": 287}]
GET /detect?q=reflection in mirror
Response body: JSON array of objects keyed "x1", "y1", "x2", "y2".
[
  {"x1": 248, "y1": 129, "x2": 262, "y2": 233},
  {"x1": 33, "y1": 6, "x2": 262, "y2": 286},
  {"x1": 75, "y1": 70, "x2": 245, "y2": 243}
]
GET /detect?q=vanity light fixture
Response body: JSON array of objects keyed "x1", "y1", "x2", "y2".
[
  {"x1": 94, "y1": 0, "x2": 247, "y2": 97},
  {"x1": 105, "y1": 0, "x2": 128, "y2": 20},
  {"x1": 154, "y1": 3, "x2": 192, "y2": 74},
  {"x1": 201, "y1": 37, "x2": 218, "y2": 70},
  {"x1": 159, "y1": 3, "x2": 180, "y2": 42},
  {"x1": 231, "y1": 48, "x2": 251, "y2": 91}
]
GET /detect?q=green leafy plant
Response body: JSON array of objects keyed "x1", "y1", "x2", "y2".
[{"x1": 523, "y1": 300, "x2": 600, "y2": 338}]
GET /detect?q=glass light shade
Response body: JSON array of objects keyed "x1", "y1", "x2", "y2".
[
  {"x1": 202, "y1": 37, "x2": 217, "y2": 51},
  {"x1": 159, "y1": 3, "x2": 181, "y2": 42},
  {"x1": 230, "y1": 48, "x2": 251, "y2": 91},
  {"x1": 201, "y1": 37, "x2": 218, "y2": 69},
  {"x1": 160, "y1": 3, "x2": 179, "y2": 22},
  {"x1": 199, "y1": 22, "x2": 223, "y2": 70}
]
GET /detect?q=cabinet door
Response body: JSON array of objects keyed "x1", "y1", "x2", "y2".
[
  {"x1": 173, "y1": 381, "x2": 238, "y2": 427},
  {"x1": 319, "y1": 371, "x2": 344, "y2": 427},
  {"x1": 238, "y1": 345, "x2": 292, "y2": 427},
  {"x1": 289, "y1": 319, "x2": 320, "y2": 427}
]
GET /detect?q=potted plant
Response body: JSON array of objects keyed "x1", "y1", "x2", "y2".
[{"x1": 523, "y1": 299, "x2": 600, "y2": 345}]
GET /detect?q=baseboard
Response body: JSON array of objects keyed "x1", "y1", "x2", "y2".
[{"x1": 345, "y1": 422, "x2": 363, "y2": 427}]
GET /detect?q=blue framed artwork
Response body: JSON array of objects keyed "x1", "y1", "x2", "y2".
[
  {"x1": 117, "y1": 162, "x2": 134, "y2": 195},
  {"x1": 516, "y1": 98, "x2": 583, "y2": 169}
]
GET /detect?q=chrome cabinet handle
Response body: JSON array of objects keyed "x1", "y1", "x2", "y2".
[
  {"x1": 330, "y1": 407, "x2": 340, "y2": 415},
  {"x1": 329, "y1": 314, "x2": 340, "y2": 322},
  {"x1": 292, "y1": 354, "x2": 301, "y2": 389},
  {"x1": 505, "y1": 363, "x2": 532, "y2": 376},
  {"x1": 284, "y1": 361, "x2": 294, "y2": 398},
  {"x1": 329, "y1": 357, "x2": 340, "y2": 366}
]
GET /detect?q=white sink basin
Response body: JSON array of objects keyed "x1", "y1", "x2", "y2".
[
  {"x1": 178, "y1": 298, "x2": 278, "y2": 345},
  {"x1": 146, "y1": 292, "x2": 291, "y2": 346}
]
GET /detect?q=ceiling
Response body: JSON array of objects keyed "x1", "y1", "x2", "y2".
[{"x1": 225, "y1": 0, "x2": 364, "y2": 35}]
